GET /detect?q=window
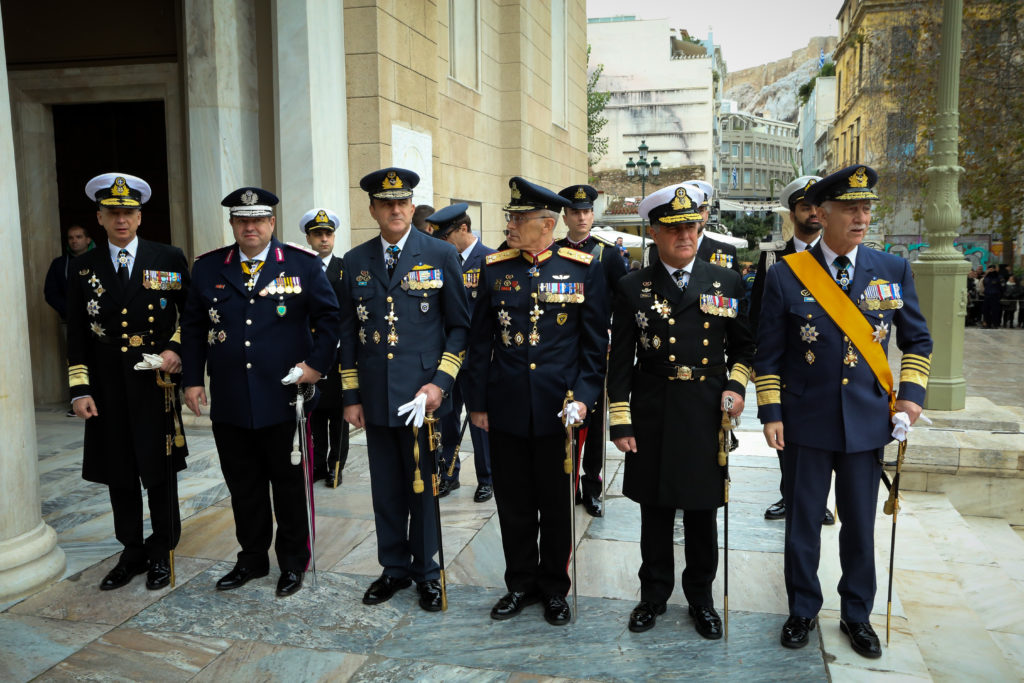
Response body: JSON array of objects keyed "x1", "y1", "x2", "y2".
[
  {"x1": 886, "y1": 112, "x2": 916, "y2": 160},
  {"x1": 744, "y1": 142, "x2": 752, "y2": 158},
  {"x1": 743, "y1": 169, "x2": 751, "y2": 187},
  {"x1": 853, "y1": 118, "x2": 861, "y2": 162},
  {"x1": 550, "y1": 0, "x2": 567, "y2": 127},
  {"x1": 732, "y1": 143, "x2": 740, "y2": 158},
  {"x1": 449, "y1": 0, "x2": 480, "y2": 89}
]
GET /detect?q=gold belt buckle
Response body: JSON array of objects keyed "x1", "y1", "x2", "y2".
[
  {"x1": 129, "y1": 335, "x2": 144, "y2": 347},
  {"x1": 673, "y1": 365, "x2": 693, "y2": 381}
]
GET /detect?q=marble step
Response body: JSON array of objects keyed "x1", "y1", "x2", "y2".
[{"x1": 893, "y1": 492, "x2": 1023, "y2": 681}]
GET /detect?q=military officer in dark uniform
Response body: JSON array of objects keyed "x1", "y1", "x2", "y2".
[
  {"x1": 555, "y1": 183, "x2": 627, "y2": 518},
  {"x1": 336, "y1": 168, "x2": 470, "y2": 612},
  {"x1": 755, "y1": 165, "x2": 932, "y2": 658},
  {"x1": 749, "y1": 176, "x2": 833, "y2": 526},
  {"x1": 181, "y1": 187, "x2": 340, "y2": 598},
  {"x1": 303, "y1": 207, "x2": 349, "y2": 488},
  {"x1": 465, "y1": 177, "x2": 607, "y2": 626},
  {"x1": 68, "y1": 172, "x2": 189, "y2": 591},
  {"x1": 685, "y1": 180, "x2": 741, "y2": 276},
  {"x1": 429, "y1": 203, "x2": 495, "y2": 503},
  {"x1": 608, "y1": 182, "x2": 753, "y2": 637}
]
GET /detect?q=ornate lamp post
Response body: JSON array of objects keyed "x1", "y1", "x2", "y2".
[{"x1": 626, "y1": 139, "x2": 660, "y2": 257}]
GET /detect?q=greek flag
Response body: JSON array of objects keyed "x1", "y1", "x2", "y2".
[
  {"x1": 818, "y1": 48, "x2": 825, "y2": 69},
  {"x1": 731, "y1": 168, "x2": 738, "y2": 189}
]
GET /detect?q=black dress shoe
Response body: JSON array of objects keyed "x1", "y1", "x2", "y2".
[
  {"x1": 362, "y1": 574, "x2": 412, "y2": 605},
  {"x1": 473, "y1": 484, "x2": 493, "y2": 503},
  {"x1": 543, "y1": 594, "x2": 571, "y2": 625},
  {"x1": 100, "y1": 560, "x2": 149, "y2": 591},
  {"x1": 822, "y1": 508, "x2": 836, "y2": 525},
  {"x1": 780, "y1": 615, "x2": 816, "y2": 649},
  {"x1": 417, "y1": 579, "x2": 443, "y2": 611},
  {"x1": 146, "y1": 558, "x2": 171, "y2": 590},
  {"x1": 688, "y1": 605, "x2": 723, "y2": 640},
  {"x1": 490, "y1": 590, "x2": 538, "y2": 620},
  {"x1": 324, "y1": 470, "x2": 342, "y2": 488},
  {"x1": 840, "y1": 620, "x2": 882, "y2": 659},
  {"x1": 276, "y1": 570, "x2": 303, "y2": 597},
  {"x1": 216, "y1": 565, "x2": 269, "y2": 591},
  {"x1": 765, "y1": 498, "x2": 786, "y2": 520},
  {"x1": 438, "y1": 479, "x2": 460, "y2": 497},
  {"x1": 582, "y1": 494, "x2": 603, "y2": 518},
  {"x1": 628, "y1": 601, "x2": 666, "y2": 633}
]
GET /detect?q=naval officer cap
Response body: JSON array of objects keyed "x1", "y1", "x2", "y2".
[
  {"x1": 427, "y1": 203, "x2": 470, "y2": 239},
  {"x1": 85, "y1": 173, "x2": 151, "y2": 208},
  {"x1": 360, "y1": 167, "x2": 419, "y2": 200},
  {"x1": 682, "y1": 180, "x2": 714, "y2": 208},
  {"x1": 300, "y1": 208, "x2": 340, "y2": 234},
  {"x1": 221, "y1": 187, "x2": 279, "y2": 217},
  {"x1": 805, "y1": 165, "x2": 879, "y2": 205},
  {"x1": 639, "y1": 183, "x2": 704, "y2": 224},
  {"x1": 557, "y1": 184, "x2": 598, "y2": 210},
  {"x1": 504, "y1": 176, "x2": 569, "y2": 213},
  {"x1": 779, "y1": 175, "x2": 822, "y2": 210}
]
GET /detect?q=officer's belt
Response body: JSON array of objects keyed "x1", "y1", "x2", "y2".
[
  {"x1": 640, "y1": 362, "x2": 727, "y2": 381},
  {"x1": 94, "y1": 332, "x2": 159, "y2": 348}
]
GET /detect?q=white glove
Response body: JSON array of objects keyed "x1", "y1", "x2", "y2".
[
  {"x1": 558, "y1": 401, "x2": 582, "y2": 427},
  {"x1": 891, "y1": 411, "x2": 911, "y2": 442},
  {"x1": 397, "y1": 393, "x2": 427, "y2": 428},
  {"x1": 281, "y1": 366, "x2": 303, "y2": 385},
  {"x1": 133, "y1": 353, "x2": 165, "y2": 371}
]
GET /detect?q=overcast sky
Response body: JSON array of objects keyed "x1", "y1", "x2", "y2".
[{"x1": 587, "y1": 0, "x2": 843, "y2": 72}]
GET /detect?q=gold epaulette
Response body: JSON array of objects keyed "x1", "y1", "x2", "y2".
[
  {"x1": 754, "y1": 374, "x2": 781, "y2": 406},
  {"x1": 341, "y1": 368, "x2": 359, "y2": 391},
  {"x1": 899, "y1": 353, "x2": 931, "y2": 390},
  {"x1": 558, "y1": 247, "x2": 594, "y2": 265},
  {"x1": 486, "y1": 248, "x2": 520, "y2": 265},
  {"x1": 729, "y1": 363, "x2": 752, "y2": 387},
  {"x1": 608, "y1": 401, "x2": 631, "y2": 427},
  {"x1": 284, "y1": 241, "x2": 318, "y2": 256}
]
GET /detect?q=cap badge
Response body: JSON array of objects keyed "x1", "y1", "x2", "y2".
[
  {"x1": 315, "y1": 210, "x2": 329, "y2": 224},
  {"x1": 383, "y1": 171, "x2": 403, "y2": 189},
  {"x1": 670, "y1": 187, "x2": 691, "y2": 211},
  {"x1": 803, "y1": 178, "x2": 817, "y2": 192},
  {"x1": 850, "y1": 167, "x2": 869, "y2": 188},
  {"x1": 510, "y1": 182, "x2": 521, "y2": 199},
  {"x1": 240, "y1": 190, "x2": 258, "y2": 205},
  {"x1": 110, "y1": 177, "x2": 129, "y2": 197},
  {"x1": 573, "y1": 187, "x2": 587, "y2": 200}
]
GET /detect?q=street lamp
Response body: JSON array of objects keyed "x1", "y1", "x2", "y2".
[{"x1": 625, "y1": 139, "x2": 661, "y2": 259}]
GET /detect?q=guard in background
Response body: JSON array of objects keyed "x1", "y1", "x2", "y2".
[
  {"x1": 429, "y1": 203, "x2": 495, "y2": 503},
  {"x1": 181, "y1": 187, "x2": 340, "y2": 598},
  {"x1": 303, "y1": 207, "x2": 349, "y2": 488},
  {"x1": 755, "y1": 165, "x2": 931, "y2": 658},
  {"x1": 608, "y1": 182, "x2": 752, "y2": 638},
  {"x1": 686, "y1": 180, "x2": 742, "y2": 276},
  {"x1": 556, "y1": 183, "x2": 627, "y2": 518},
  {"x1": 465, "y1": 177, "x2": 607, "y2": 626},
  {"x1": 749, "y1": 176, "x2": 834, "y2": 526},
  {"x1": 67, "y1": 173, "x2": 189, "y2": 591},
  {"x1": 336, "y1": 168, "x2": 469, "y2": 612}
]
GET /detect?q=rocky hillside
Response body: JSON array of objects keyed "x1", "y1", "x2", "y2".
[{"x1": 724, "y1": 36, "x2": 837, "y2": 122}]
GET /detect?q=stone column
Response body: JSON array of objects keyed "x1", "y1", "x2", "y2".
[
  {"x1": 912, "y1": 0, "x2": 968, "y2": 411},
  {"x1": 0, "y1": 20, "x2": 65, "y2": 603},
  {"x1": 184, "y1": 0, "x2": 264, "y2": 256},
  {"x1": 272, "y1": 0, "x2": 351, "y2": 251}
]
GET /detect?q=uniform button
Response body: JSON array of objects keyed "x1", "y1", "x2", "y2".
[
  {"x1": 700, "y1": 376, "x2": 706, "y2": 382},
  {"x1": 702, "y1": 358, "x2": 708, "y2": 365},
  {"x1": 245, "y1": 341, "x2": 251, "y2": 347},
  {"x1": 842, "y1": 378, "x2": 849, "y2": 385},
  {"x1": 148, "y1": 316, "x2": 155, "y2": 322},
  {"x1": 878, "y1": 313, "x2": 884, "y2": 319},
  {"x1": 843, "y1": 335, "x2": 849, "y2": 342},
  {"x1": 386, "y1": 296, "x2": 393, "y2": 303},
  {"x1": 387, "y1": 353, "x2": 394, "y2": 359},
  {"x1": 122, "y1": 333, "x2": 128, "y2": 339},
  {"x1": 246, "y1": 319, "x2": 252, "y2": 325},
  {"x1": 668, "y1": 318, "x2": 675, "y2": 325},
  {"x1": 213, "y1": 297, "x2": 218, "y2": 302},
  {"x1": 702, "y1": 339, "x2": 709, "y2": 346},
  {"x1": 250, "y1": 298, "x2": 255, "y2": 304},
  {"x1": 121, "y1": 308, "x2": 127, "y2": 314},
  {"x1": 147, "y1": 304, "x2": 154, "y2": 310},
  {"x1": 120, "y1": 346, "x2": 127, "y2": 352},
  {"x1": 669, "y1": 337, "x2": 676, "y2": 344},
  {"x1": 668, "y1": 354, "x2": 676, "y2": 362},
  {"x1": 246, "y1": 363, "x2": 252, "y2": 369},
  {"x1": 530, "y1": 363, "x2": 536, "y2": 370},
  {"x1": 806, "y1": 314, "x2": 813, "y2": 319},
  {"x1": 501, "y1": 300, "x2": 506, "y2": 305},
  {"x1": 703, "y1": 322, "x2": 710, "y2": 329},
  {"x1": 121, "y1": 321, "x2": 128, "y2": 327}
]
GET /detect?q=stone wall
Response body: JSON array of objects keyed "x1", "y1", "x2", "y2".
[{"x1": 591, "y1": 166, "x2": 706, "y2": 201}]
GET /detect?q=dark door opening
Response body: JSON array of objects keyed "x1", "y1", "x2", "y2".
[{"x1": 52, "y1": 101, "x2": 171, "y2": 250}]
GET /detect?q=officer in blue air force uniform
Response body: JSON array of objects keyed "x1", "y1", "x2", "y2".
[
  {"x1": 428, "y1": 203, "x2": 496, "y2": 503},
  {"x1": 464, "y1": 177, "x2": 607, "y2": 626},
  {"x1": 68, "y1": 173, "x2": 189, "y2": 592},
  {"x1": 336, "y1": 167, "x2": 470, "y2": 612},
  {"x1": 754, "y1": 165, "x2": 932, "y2": 659},
  {"x1": 181, "y1": 187, "x2": 340, "y2": 598},
  {"x1": 608, "y1": 183, "x2": 753, "y2": 638}
]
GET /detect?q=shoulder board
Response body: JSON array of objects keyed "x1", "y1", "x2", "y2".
[
  {"x1": 558, "y1": 247, "x2": 594, "y2": 265},
  {"x1": 194, "y1": 245, "x2": 233, "y2": 262},
  {"x1": 486, "y1": 248, "x2": 520, "y2": 265},
  {"x1": 284, "y1": 241, "x2": 318, "y2": 256}
]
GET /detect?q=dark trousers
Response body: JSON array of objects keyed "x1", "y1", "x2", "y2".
[
  {"x1": 577, "y1": 387, "x2": 605, "y2": 498},
  {"x1": 638, "y1": 505, "x2": 718, "y2": 607},
  {"x1": 365, "y1": 423, "x2": 440, "y2": 582},
  {"x1": 440, "y1": 379, "x2": 491, "y2": 485},
  {"x1": 490, "y1": 428, "x2": 572, "y2": 597},
  {"x1": 109, "y1": 476, "x2": 180, "y2": 565},
  {"x1": 310, "y1": 408, "x2": 349, "y2": 479},
  {"x1": 783, "y1": 444, "x2": 882, "y2": 622},
  {"x1": 212, "y1": 420, "x2": 311, "y2": 573}
]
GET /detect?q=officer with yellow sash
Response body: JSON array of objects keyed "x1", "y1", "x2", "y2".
[{"x1": 754, "y1": 165, "x2": 932, "y2": 659}]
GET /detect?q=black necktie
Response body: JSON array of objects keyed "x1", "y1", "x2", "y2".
[
  {"x1": 673, "y1": 269, "x2": 687, "y2": 290},
  {"x1": 458, "y1": 253, "x2": 465, "y2": 266},
  {"x1": 117, "y1": 249, "x2": 130, "y2": 288},
  {"x1": 386, "y1": 245, "x2": 401, "y2": 278},
  {"x1": 833, "y1": 255, "x2": 852, "y2": 292}
]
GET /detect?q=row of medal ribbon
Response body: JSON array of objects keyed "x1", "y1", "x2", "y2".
[
  {"x1": 537, "y1": 281, "x2": 584, "y2": 304},
  {"x1": 259, "y1": 277, "x2": 302, "y2": 296},
  {"x1": 699, "y1": 293, "x2": 739, "y2": 318},
  {"x1": 859, "y1": 282, "x2": 904, "y2": 310},
  {"x1": 403, "y1": 269, "x2": 444, "y2": 290},
  {"x1": 141, "y1": 270, "x2": 183, "y2": 290}
]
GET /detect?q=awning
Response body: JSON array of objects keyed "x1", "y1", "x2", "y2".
[{"x1": 719, "y1": 198, "x2": 784, "y2": 213}]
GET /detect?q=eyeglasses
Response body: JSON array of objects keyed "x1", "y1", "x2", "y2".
[{"x1": 505, "y1": 212, "x2": 544, "y2": 225}]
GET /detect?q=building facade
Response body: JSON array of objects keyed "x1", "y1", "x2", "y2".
[
  {"x1": 798, "y1": 75, "x2": 836, "y2": 176},
  {"x1": 718, "y1": 111, "x2": 799, "y2": 202}
]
